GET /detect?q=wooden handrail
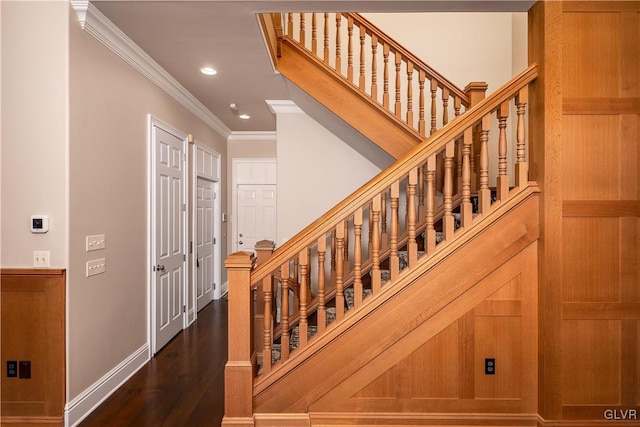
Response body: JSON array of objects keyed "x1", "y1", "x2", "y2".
[
  {"x1": 251, "y1": 63, "x2": 537, "y2": 288},
  {"x1": 344, "y1": 13, "x2": 470, "y2": 107}
]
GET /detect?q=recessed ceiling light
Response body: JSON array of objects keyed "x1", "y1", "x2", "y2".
[
  {"x1": 200, "y1": 67, "x2": 217, "y2": 76},
  {"x1": 239, "y1": 114, "x2": 251, "y2": 120}
]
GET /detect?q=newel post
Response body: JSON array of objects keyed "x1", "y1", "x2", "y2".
[
  {"x1": 464, "y1": 82, "x2": 488, "y2": 192},
  {"x1": 222, "y1": 251, "x2": 256, "y2": 427}
]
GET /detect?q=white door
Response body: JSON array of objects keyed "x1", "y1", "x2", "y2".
[
  {"x1": 153, "y1": 126, "x2": 186, "y2": 354},
  {"x1": 196, "y1": 177, "x2": 215, "y2": 311},
  {"x1": 237, "y1": 184, "x2": 276, "y2": 252}
]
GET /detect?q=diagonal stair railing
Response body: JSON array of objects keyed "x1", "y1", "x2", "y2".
[
  {"x1": 261, "y1": 13, "x2": 487, "y2": 159},
  {"x1": 224, "y1": 63, "x2": 538, "y2": 425}
]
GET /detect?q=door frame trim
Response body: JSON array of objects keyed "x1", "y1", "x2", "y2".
[
  {"x1": 148, "y1": 115, "x2": 188, "y2": 355},
  {"x1": 231, "y1": 158, "x2": 277, "y2": 253}
]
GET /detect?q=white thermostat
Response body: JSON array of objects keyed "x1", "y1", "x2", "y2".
[{"x1": 30, "y1": 215, "x2": 49, "y2": 233}]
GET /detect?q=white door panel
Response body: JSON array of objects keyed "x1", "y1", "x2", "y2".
[
  {"x1": 196, "y1": 177, "x2": 215, "y2": 311},
  {"x1": 153, "y1": 126, "x2": 186, "y2": 354},
  {"x1": 237, "y1": 184, "x2": 276, "y2": 253}
]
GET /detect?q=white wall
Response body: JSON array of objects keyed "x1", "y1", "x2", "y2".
[
  {"x1": 363, "y1": 12, "x2": 527, "y2": 94},
  {"x1": 272, "y1": 102, "x2": 381, "y2": 244},
  {"x1": 1, "y1": 1, "x2": 69, "y2": 269}
]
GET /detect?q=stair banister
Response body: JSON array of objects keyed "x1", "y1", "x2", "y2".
[{"x1": 249, "y1": 63, "x2": 538, "y2": 288}]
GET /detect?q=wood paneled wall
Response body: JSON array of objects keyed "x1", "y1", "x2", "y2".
[
  {"x1": 1, "y1": 269, "x2": 66, "y2": 427},
  {"x1": 529, "y1": 1, "x2": 640, "y2": 424}
]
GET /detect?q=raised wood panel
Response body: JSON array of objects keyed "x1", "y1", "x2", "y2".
[
  {"x1": 621, "y1": 114, "x2": 640, "y2": 199},
  {"x1": 562, "y1": 12, "x2": 621, "y2": 98},
  {"x1": 1, "y1": 269, "x2": 65, "y2": 426},
  {"x1": 562, "y1": 116, "x2": 621, "y2": 200},
  {"x1": 562, "y1": 320, "x2": 621, "y2": 405},
  {"x1": 474, "y1": 316, "x2": 522, "y2": 400},
  {"x1": 562, "y1": 217, "x2": 621, "y2": 302}
]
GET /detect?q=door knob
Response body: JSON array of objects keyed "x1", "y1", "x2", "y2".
[
  {"x1": 239, "y1": 241, "x2": 243, "y2": 245},
  {"x1": 156, "y1": 264, "x2": 165, "y2": 272},
  {"x1": 239, "y1": 233, "x2": 243, "y2": 237}
]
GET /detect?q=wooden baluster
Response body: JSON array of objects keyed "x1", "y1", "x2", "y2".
[
  {"x1": 425, "y1": 155, "x2": 437, "y2": 253},
  {"x1": 442, "y1": 87, "x2": 450, "y2": 126},
  {"x1": 407, "y1": 168, "x2": 418, "y2": 267},
  {"x1": 443, "y1": 141, "x2": 455, "y2": 241},
  {"x1": 298, "y1": 249, "x2": 308, "y2": 348},
  {"x1": 368, "y1": 201, "x2": 374, "y2": 263},
  {"x1": 287, "y1": 13, "x2": 293, "y2": 38},
  {"x1": 389, "y1": 181, "x2": 400, "y2": 280},
  {"x1": 359, "y1": 23, "x2": 366, "y2": 91},
  {"x1": 343, "y1": 219, "x2": 350, "y2": 276},
  {"x1": 418, "y1": 164, "x2": 426, "y2": 224},
  {"x1": 406, "y1": 62, "x2": 414, "y2": 127},
  {"x1": 262, "y1": 276, "x2": 273, "y2": 373},
  {"x1": 430, "y1": 78, "x2": 438, "y2": 134},
  {"x1": 394, "y1": 52, "x2": 402, "y2": 118},
  {"x1": 306, "y1": 247, "x2": 311, "y2": 287},
  {"x1": 383, "y1": 43, "x2": 390, "y2": 110},
  {"x1": 311, "y1": 13, "x2": 317, "y2": 56},
  {"x1": 418, "y1": 70, "x2": 426, "y2": 136},
  {"x1": 299, "y1": 13, "x2": 306, "y2": 46},
  {"x1": 380, "y1": 190, "x2": 388, "y2": 251},
  {"x1": 317, "y1": 236, "x2": 326, "y2": 335},
  {"x1": 371, "y1": 34, "x2": 378, "y2": 101},
  {"x1": 353, "y1": 208, "x2": 363, "y2": 307},
  {"x1": 335, "y1": 13, "x2": 342, "y2": 74},
  {"x1": 461, "y1": 128, "x2": 473, "y2": 228},
  {"x1": 323, "y1": 13, "x2": 329, "y2": 64},
  {"x1": 347, "y1": 15, "x2": 354, "y2": 83},
  {"x1": 292, "y1": 256, "x2": 300, "y2": 316},
  {"x1": 497, "y1": 101, "x2": 510, "y2": 201},
  {"x1": 456, "y1": 137, "x2": 463, "y2": 196},
  {"x1": 330, "y1": 228, "x2": 336, "y2": 285},
  {"x1": 280, "y1": 263, "x2": 290, "y2": 361},
  {"x1": 454, "y1": 96, "x2": 462, "y2": 117},
  {"x1": 516, "y1": 87, "x2": 529, "y2": 187},
  {"x1": 335, "y1": 224, "x2": 345, "y2": 320},
  {"x1": 470, "y1": 129, "x2": 477, "y2": 193},
  {"x1": 371, "y1": 195, "x2": 381, "y2": 293},
  {"x1": 478, "y1": 115, "x2": 491, "y2": 214}
]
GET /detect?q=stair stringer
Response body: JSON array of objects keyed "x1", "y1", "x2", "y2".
[
  {"x1": 277, "y1": 39, "x2": 424, "y2": 160},
  {"x1": 309, "y1": 242, "x2": 538, "y2": 424},
  {"x1": 252, "y1": 187, "x2": 539, "y2": 415}
]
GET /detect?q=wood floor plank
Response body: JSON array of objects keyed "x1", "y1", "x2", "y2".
[{"x1": 79, "y1": 299, "x2": 228, "y2": 427}]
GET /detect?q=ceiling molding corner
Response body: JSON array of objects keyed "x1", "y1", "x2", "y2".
[
  {"x1": 228, "y1": 131, "x2": 277, "y2": 142},
  {"x1": 266, "y1": 100, "x2": 304, "y2": 115},
  {"x1": 72, "y1": 2, "x2": 231, "y2": 138}
]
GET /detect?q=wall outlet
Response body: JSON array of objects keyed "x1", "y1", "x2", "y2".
[
  {"x1": 86, "y1": 258, "x2": 106, "y2": 277},
  {"x1": 7, "y1": 361, "x2": 17, "y2": 378},
  {"x1": 18, "y1": 361, "x2": 31, "y2": 379},
  {"x1": 485, "y1": 358, "x2": 496, "y2": 375},
  {"x1": 33, "y1": 251, "x2": 50, "y2": 267},
  {"x1": 86, "y1": 234, "x2": 106, "y2": 251}
]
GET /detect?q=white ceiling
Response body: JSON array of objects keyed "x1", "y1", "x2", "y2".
[{"x1": 92, "y1": 1, "x2": 535, "y2": 133}]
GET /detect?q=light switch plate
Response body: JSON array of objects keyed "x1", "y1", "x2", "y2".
[
  {"x1": 86, "y1": 234, "x2": 106, "y2": 251},
  {"x1": 86, "y1": 258, "x2": 106, "y2": 277},
  {"x1": 33, "y1": 251, "x2": 50, "y2": 267}
]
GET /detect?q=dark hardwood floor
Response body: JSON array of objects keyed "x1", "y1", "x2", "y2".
[{"x1": 79, "y1": 299, "x2": 228, "y2": 427}]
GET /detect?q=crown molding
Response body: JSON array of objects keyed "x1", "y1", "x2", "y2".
[
  {"x1": 228, "y1": 131, "x2": 277, "y2": 142},
  {"x1": 266, "y1": 100, "x2": 304, "y2": 114},
  {"x1": 71, "y1": 1, "x2": 231, "y2": 138}
]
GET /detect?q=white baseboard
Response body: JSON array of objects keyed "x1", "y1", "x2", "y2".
[
  {"x1": 220, "y1": 281, "x2": 228, "y2": 298},
  {"x1": 65, "y1": 344, "x2": 150, "y2": 427}
]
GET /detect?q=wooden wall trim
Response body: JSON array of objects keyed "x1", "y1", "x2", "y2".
[
  {"x1": 563, "y1": 200, "x2": 640, "y2": 217},
  {"x1": 310, "y1": 411, "x2": 539, "y2": 426},
  {"x1": 563, "y1": 1, "x2": 640, "y2": 12},
  {"x1": 563, "y1": 98, "x2": 640, "y2": 115},
  {"x1": 1, "y1": 268, "x2": 66, "y2": 426}
]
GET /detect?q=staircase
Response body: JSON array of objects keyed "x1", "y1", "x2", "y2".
[{"x1": 225, "y1": 13, "x2": 539, "y2": 427}]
